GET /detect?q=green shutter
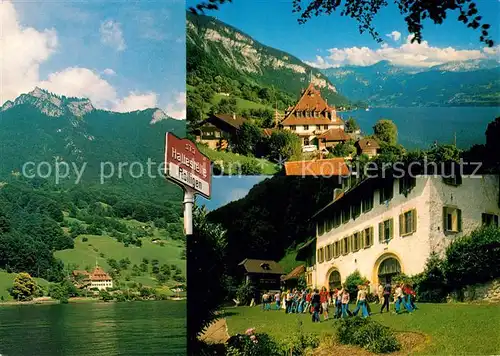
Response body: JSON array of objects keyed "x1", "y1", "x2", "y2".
[
  {"x1": 379, "y1": 222, "x2": 384, "y2": 243},
  {"x1": 443, "y1": 207, "x2": 448, "y2": 232},
  {"x1": 413, "y1": 209, "x2": 417, "y2": 232},
  {"x1": 360, "y1": 230, "x2": 365, "y2": 249},
  {"x1": 399, "y1": 213, "x2": 404, "y2": 235},
  {"x1": 458, "y1": 209, "x2": 462, "y2": 232},
  {"x1": 370, "y1": 227, "x2": 374, "y2": 246},
  {"x1": 389, "y1": 219, "x2": 394, "y2": 240}
]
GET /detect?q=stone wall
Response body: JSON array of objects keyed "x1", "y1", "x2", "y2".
[{"x1": 448, "y1": 279, "x2": 500, "y2": 303}]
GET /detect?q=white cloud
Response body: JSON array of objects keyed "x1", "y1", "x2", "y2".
[
  {"x1": 164, "y1": 91, "x2": 186, "y2": 120},
  {"x1": 39, "y1": 67, "x2": 118, "y2": 108},
  {"x1": 102, "y1": 68, "x2": 116, "y2": 76},
  {"x1": 386, "y1": 31, "x2": 401, "y2": 42},
  {"x1": 113, "y1": 92, "x2": 158, "y2": 113},
  {"x1": 306, "y1": 35, "x2": 495, "y2": 68},
  {"x1": 99, "y1": 20, "x2": 126, "y2": 51},
  {"x1": 0, "y1": 1, "x2": 58, "y2": 105},
  {"x1": 0, "y1": 2, "x2": 158, "y2": 113}
]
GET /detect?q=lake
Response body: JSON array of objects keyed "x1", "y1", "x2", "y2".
[
  {"x1": 339, "y1": 107, "x2": 500, "y2": 150},
  {"x1": 0, "y1": 301, "x2": 186, "y2": 356}
]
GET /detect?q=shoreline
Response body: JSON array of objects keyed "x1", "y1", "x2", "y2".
[{"x1": 0, "y1": 296, "x2": 187, "y2": 306}]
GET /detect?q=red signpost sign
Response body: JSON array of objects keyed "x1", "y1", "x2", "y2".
[{"x1": 165, "y1": 133, "x2": 212, "y2": 234}]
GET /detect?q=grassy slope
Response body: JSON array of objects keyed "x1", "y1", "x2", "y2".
[
  {"x1": 278, "y1": 250, "x2": 302, "y2": 274},
  {"x1": 211, "y1": 93, "x2": 273, "y2": 111},
  {"x1": 54, "y1": 234, "x2": 185, "y2": 288},
  {"x1": 0, "y1": 271, "x2": 50, "y2": 301},
  {"x1": 225, "y1": 303, "x2": 500, "y2": 355},
  {"x1": 197, "y1": 144, "x2": 278, "y2": 175}
]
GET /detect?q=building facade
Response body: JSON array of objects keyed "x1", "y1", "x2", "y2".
[
  {"x1": 300, "y1": 175, "x2": 500, "y2": 292},
  {"x1": 73, "y1": 266, "x2": 113, "y2": 291},
  {"x1": 280, "y1": 82, "x2": 345, "y2": 150},
  {"x1": 194, "y1": 113, "x2": 246, "y2": 150},
  {"x1": 238, "y1": 258, "x2": 285, "y2": 292}
]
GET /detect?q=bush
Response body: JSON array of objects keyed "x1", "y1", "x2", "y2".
[
  {"x1": 227, "y1": 330, "x2": 281, "y2": 356},
  {"x1": 336, "y1": 317, "x2": 401, "y2": 354},
  {"x1": 240, "y1": 160, "x2": 263, "y2": 175},
  {"x1": 236, "y1": 282, "x2": 256, "y2": 306},
  {"x1": 413, "y1": 252, "x2": 448, "y2": 302},
  {"x1": 279, "y1": 321, "x2": 320, "y2": 356},
  {"x1": 82, "y1": 237, "x2": 88, "y2": 242},
  {"x1": 443, "y1": 226, "x2": 500, "y2": 289}
]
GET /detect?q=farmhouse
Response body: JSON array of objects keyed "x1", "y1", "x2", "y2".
[
  {"x1": 297, "y1": 175, "x2": 500, "y2": 292},
  {"x1": 194, "y1": 113, "x2": 246, "y2": 150},
  {"x1": 238, "y1": 258, "x2": 285, "y2": 292},
  {"x1": 355, "y1": 138, "x2": 380, "y2": 158}
]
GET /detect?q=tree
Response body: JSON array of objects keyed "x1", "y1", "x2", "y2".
[
  {"x1": 211, "y1": 97, "x2": 237, "y2": 115},
  {"x1": 11, "y1": 273, "x2": 37, "y2": 301},
  {"x1": 190, "y1": 1, "x2": 494, "y2": 47},
  {"x1": 331, "y1": 141, "x2": 356, "y2": 158},
  {"x1": 188, "y1": 206, "x2": 229, "y2": 349},
  {"x1": 233, "y1": 121, "x2": 265, "y2": 156},
  {"x1": 373, "y1": 120, "x2": 397, "y2": 146},
  {"x1": 345, "y1": 117, "x2": 359, "y2": 133},
  {"x1": 267, "y1": 130, "x2": 302, "y2": 162}
]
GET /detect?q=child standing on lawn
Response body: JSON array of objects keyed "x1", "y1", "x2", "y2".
[
  {"x1": 311, "y1": 289, "x2": 321, "y2": 323},
  {"x1": 341, "y1": 286, "x2": 351, "y2": 318},
  {"x1": 320, "y1": 287, "x2": 329, "y2": 321},
  {"x1": 380, "y1": 282, "x2": 391, "y2": 313}
]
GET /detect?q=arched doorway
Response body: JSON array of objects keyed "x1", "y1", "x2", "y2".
[
  {"x1": 377, "y1": 257, "x2": 401, "y2": 284},
  {"x1": 328, "y1": 270, "x2": 341, "y2": 290}
]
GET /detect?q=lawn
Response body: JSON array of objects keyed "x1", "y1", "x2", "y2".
[
  {"x1": 224, "y1": 303, "x2": 500, "y2": 355},
  {"x1": 54, "y1": 234, "x2": 186, "y2": 288},
  {"x1": 197, "y1": 144, "x2": 278, "y2": 175},
  {"x1": 212, "y1": 94, "x2": 273, "y2": 111},
  {"x1": 0, "y1": 271, "x2": 50, "y2": 301}
]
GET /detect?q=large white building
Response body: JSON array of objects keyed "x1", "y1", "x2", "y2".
[{"x1": 297, "y1": 175, "x2": 500, "y2": 291}]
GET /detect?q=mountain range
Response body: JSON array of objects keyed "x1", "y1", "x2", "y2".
[
  {"x1": 187, "y1": 12, "x2": 351, "y2": 107},
  {"x1": 321, "y1": 59, "x2": 500, "y2": 107},
  {"x1": 0, "y1": 88, "x2": 185, "y2": 201}
]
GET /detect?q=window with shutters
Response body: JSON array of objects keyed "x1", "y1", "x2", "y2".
[
  {"x1": 363, "y1": 226, "x2": 374, "y2": 247},
  {"x1": 352, "y1": 201, "x2": 362, "y2": 219},
  {"x1": 342, "y1": 236, "x2": 349, "y2": 255},
  {"x1": 326, "y1": 244, "x2": 333, "y2": 261},
  {"x1": 342, "y1": 205, "x2": 351, "y2": 224},
  {"x1": 443, "y1": 207, "x2": 462, "y2": 233},
  {"x1": 482, "y1": 213, "x2": 499, "y2": 227},
  {"x1": 317, "y1": 221, "x2": 325, "y2": 236},
  {"x1": 334, "y1": 241, "x2": 341, "y2": 258},
  {"x1": 333, "y1": 211, "x2": 341, "y2": 228},
  {"x1": 379, "y1": 218, "x2": 394, "y2": 243},
  {"x1": 352, "y1": 232, "x2": 361, "y2": 252},
  {"x1": 362, "y1": 193, "x2": 373, "y2": 212},
  {"x1": 399, "y1": 209, "x2": 417, "y2": 236},
  {"x1": 290, "y1": 125, "x2": 296, "y2": 131},
  {"x1": 317, "y1": 248, "x2": 324, "y2": 263},
  {"x1": 379, "y1": 181, "x2": 394, "y2": 203},
  {"x1": 399, "y1": 176, "x2": 416, "y2": 196}
]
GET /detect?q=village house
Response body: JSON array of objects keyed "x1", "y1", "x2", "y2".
[
  {"x1": 279, "y1": 81, "x2": 346, "y2": 151},
  {"x1": 238, "y1": 258, "x2": 285, "y2": 292},
  {"x1": 194, "y1": 113, "x2": 246, "y2": 150},
  {"x1": 355, "y1": 138, "x2": 380, "y2": 158},
  {"x1": 297, "y1": 175, "x2": 500, "y2": 292},
  {"x1": 281, "y1": 265, "x2": 306, "y2": 290},
  {"x1": 73, "y1": 266, "x2": 113, "y2": 291}
]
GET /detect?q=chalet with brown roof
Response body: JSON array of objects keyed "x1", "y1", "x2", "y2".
[
  {"x1": 355, "y1": 138, "x2": 380, "y2": 158},
  {"x1": 194, "y1": 113, "x2": 246, "y2": 150},
  {"x1": 281, "y1": 265, "x2": 306, "y2": 289},
  {"x1": 238, "y1": 258, "x2": 285, "y2": 292},
  {"x1": 284, "y1": 158, "x2": 350, "y2": 177},
  {"x1": 318, "y1": 128, "x2": 351, "y2": 150},
  {"x1": 279, "y1": 81, "x2": 345, "y2": 150},
  {"x1": 73, "y1": 266, "x2": 113, "y2": 291}
]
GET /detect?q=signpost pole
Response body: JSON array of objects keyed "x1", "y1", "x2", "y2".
[{"x1": 183, "y1": 187, "x2": 195, "y2": 235}]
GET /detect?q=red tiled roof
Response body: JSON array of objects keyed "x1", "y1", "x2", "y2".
[
  {"x1": 90, "y1": 266, "x2": 112, "y2": 281},
  {"x1": 318, "y1": 128, "x2": 350, "y2": 142},
  {"x1": 284, "y1": 158, "x2": 350, "y2": 176},
  {"x1": 293, "y1": 82, "x2": 334, "y2": 112},
  {"x1": 282, "y1": 265, "x2": 306, "y2": 281},
  {"x1": 356, "y1": 138, "x2": 380, "y2": 150}
]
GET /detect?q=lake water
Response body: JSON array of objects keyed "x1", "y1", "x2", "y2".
[
  {"x1": 0, "y1": 301, "x2": 186, "y2": 356},
  {"x1": 339, "y1": 107, "x2": 500, "y2": 150}
]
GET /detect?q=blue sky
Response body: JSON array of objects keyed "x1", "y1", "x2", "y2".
[
  {"x1": 197, "y1": 175, "x2": 269, "y2": 211},
  {"x1": 187, "y1": 0, "x2": 500, "y2": 68},
  {"x1": 2, "y1": 0, "x2": 185, "y2": 118}
]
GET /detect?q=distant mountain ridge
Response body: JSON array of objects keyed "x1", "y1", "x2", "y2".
[
  {"x1": 321, "y1": 59, "x2": 500, "y2": 107},
  {"x1": 187, "y1": 12, "x2": 351, "y2": 107},
  {"x1": 0, "y1": 88, "x2": 185, "y2": 197}
]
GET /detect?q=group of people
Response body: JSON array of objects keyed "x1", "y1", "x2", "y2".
[{"x1": 260, "y1": 281, "x2": 418, "y2": 322}]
